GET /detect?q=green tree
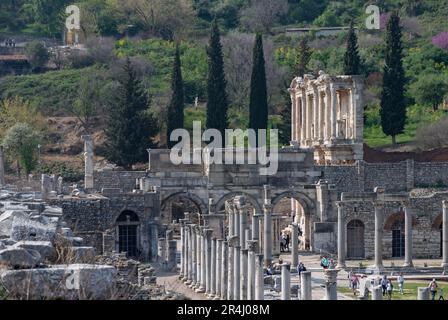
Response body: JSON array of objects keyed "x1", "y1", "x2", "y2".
[
  {"x1": 2, "y1": 123, "x2": 41, "y2": 177},
  {"x1": 27, "y1": 0, "x2": 71, "y2": 37},
  {"x1": 410, "y1": 74, "x2": 448, "y2": 111},
  {"x1": 105, "y1": 58, "x2": 157, "y2": 168},
  {"x1": 343, "y1": 21, "x2": 361, "y2": 75},
  {"x1": 206, "y1": 20, "x2": 229, "y2": 139},
  {"x1": 249, "y1": 34, "x2": 268, "y2": 144},
  {"x1": 25, "y1": 41, "x2": 50, "y2": 71},
  {"x1": 167, "y1": 44, "x2": 185, "y2": 148},
  {"x1": 380, "y1": 12, "x2": 406, "y2": 146},
  {"x1": 296, "y1": 36, "x2": 311, "y2": 77}
]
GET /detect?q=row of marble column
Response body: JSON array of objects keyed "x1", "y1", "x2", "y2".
[{"x1": 337, "y1": 200, "x2": 448, "y2": 270}]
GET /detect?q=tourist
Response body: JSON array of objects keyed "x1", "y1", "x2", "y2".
[
  {"x1": 297, "y1": 262, "x2": 306, "y2": 276},
  {"x1": 320, "y1": 257, "x2": 329, "y2": 269},
  {"x1": 397, "y1": 273, "x2": 404, "y2": 295},
  {"x1": 429, "y1": 279, "x2": 438, "y2": 300},
  {"x1": 285, "y1": 233, "x2": 290, "y2": 252},
  {"x1": 280, "y1": 233, "x2": 285, "y2": 253},
  {"x1": 386, "y1": 280, "x2": 394, "y2": 300},
  {"x1": 266, "y1": 264, "x2": 273, "y2": 276},
  {"x1": 328, "y1": 259, "x2": 335, "y2": 269},
  {"x1": 381, "y1": 275, "x2": 388, "y2": 296},
  {"x1": 351, "y1": 274, "x2": 359, "y2": 295},
  {"x1": 439, "y1": 288, "x2": 444, "y2": 300}
]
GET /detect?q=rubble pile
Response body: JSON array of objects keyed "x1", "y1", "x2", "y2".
[{"x1": 0, "y1": 190, "x2": 116, "y2": 300}]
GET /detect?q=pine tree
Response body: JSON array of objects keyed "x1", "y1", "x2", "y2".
[
  {"x1": 105, "y1": 58, "x2": 157, "y2": 168},
  {"x1": 296, "y1": 36, "x2": 311, "y2": 77},
  {"x1": 343, "y1": 21, "x2": 361, "y2": 75},
  {"x1": 249, "y1": 34, "x2": 269, "y2": 144},
  {"x1": 206, "y1": 20, "x2": 229, "y2": 140},
  {"x1": 166, "y1": 44, "x2": 185, "y2": 148},
  {"x1": 380, "y1": 12, "x2": 407, "y2": 146}
]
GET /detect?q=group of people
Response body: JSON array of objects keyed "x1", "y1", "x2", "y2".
[
  {"x1": 429, "y1": 279, "x2": 444, "y2": 300},
  {"x1": 3, "y1": 38, "x2": 16, "y2": 47},
  {"x1": 280, "y1": 233, "x2": 290, "y2": 253},
  {"x1": 320, "y1": 256, "x2": 335, "y2": 269}
]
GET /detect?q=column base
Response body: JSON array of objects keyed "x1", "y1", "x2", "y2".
[
  {"x1": 441, "y1": 262, "x2": 448, "y2": 268},
  {"x1": 337, "y1": 262, "x2": 346, "y2": 269},
  {"x1": 185, "y1": 279, "x2": 192, "y2": 285},
  {"x1": 369, "y1": 265, "x2": 384, "y2": 274},
  {"x1": 195, "y1": 287, "x2": 206, "y2": 293},
  {"x1": 403, "y1": 261, "x2": 414, "y2": 268}
]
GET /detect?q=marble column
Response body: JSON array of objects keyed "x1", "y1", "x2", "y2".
[
  {"x1": 204, "y1": 229, "x2": 213, "y2": 295},
  {"x1": 263, "y1": 203, "x2": 273, "y2": 267},
  {"x1": 291, "y1": 223, "x2": 299, "y2": 269},
  {"x1": 187, "y1": 225, "x2": 194, "y2": 284},
  {"x1": 325, "y1": 87, "x2": 331, "y2": 140},
  {"x1": 281, "y1": 264, "x2": 291, "y2": 300},
  {"x1": 227, "y1": 237, "x2": 235, "y2": 300},
  {"x1": 291, "y1": 95, "x2": 296, "y2": 143},
  {"x1": 228, "y1": 202, "x2": 235, "y2": 237},
  {"x1": 330, "y1": 85, "x2": 337, "y2": 140},
  {"x1": 241, "y1": 248, "x2": 248, "y2": 300},
  {"x1": 247, "y1": 240, "x2": 258, "y2": 300},
  {"x1": 300, "y1": 271, "x2": 312, "y2": 300},
  {"x1": 255, "y1": 254, "x2": 264, "y2": 300},
  {"x1": 337, "y1": 202, "x2": 347, "y2": 268},
  {"x1": 403, "y1": 203, "x2": 414, "y2": 268},
  {"x1": 374, "y1": 202, "x2": 384, "y2": 270},
  {"x1": 210, "y1": 237, "x2": 217, "y2": 297},
  {"x1": 306, "y1": 93, "x2": 312, "y2": 142},
  {"x1": 442, "y1": 201, "x2": 448, "y2": 269},
  {"x1": 318, "y1": 91, "x2": 324, "y2": 141},
  {"x1": 215, "y1": 239, "x2": 222, "y2": 299},
  {"x1": 324, "y1": 269, "x2": 340, "y2": 300},
  {"x1": 195, "y1": 227, "x2": 201, "y2": 288},
  {"x1": 371, "y1": 285, "x2": 383, "y2": 300},
  {"x1": 233, "y1": 245, "x2": 241, "y2": 300},
  {"x1": 196, "y1": 229, "x2": 206, "y2": 292},
  {"x1": 300, "y1": 92, "x2": 306, "y2": 145},
  {"x1": 179, "y1": 222, "x2": 185, "y2": 279},
  {"x1": 81, "y1": 135, "x2": 94, "y2": 189},
  {"x1": 313, "y1": 87, "x2": 319, "y2": 140},
  {"x1": 221, "y1": 240, "x2": 228, "y2": 300}
]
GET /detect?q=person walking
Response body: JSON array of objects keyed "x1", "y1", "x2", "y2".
[
  {"x1": 381, "y1": 275, "x2": 388, "y2": 296},
  {"x1": 386, "y1": 280, "x2": 394, "y2": 300},
  {"x1": 429, "y1": 279, "x2": 438, "y2": 300},
  {"x1": 397, "y1": 273, "x2": 404, "y2": 295},
  {"x1": 348, "y1": 271, "x2": 353, "y2": 288},
  {"x1": 439, "y1": 288, "x2": 444, "y2": 300},
  {"x1": 285, "y1": 233, "x2": 290, "y2": 252}
]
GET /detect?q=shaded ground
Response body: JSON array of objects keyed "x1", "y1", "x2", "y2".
[{"x1": 364, "y1": 144, "x2": 448, "y2": 163}]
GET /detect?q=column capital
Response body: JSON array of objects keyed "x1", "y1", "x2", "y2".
[
  {"x1": 227, "y1": 235, "x2": 239, "y2": 247},
  {"x1": 247, "y1": 240, "x2": 259, "y2": 252},
  {"x1": 263, "y1": 203, "x2": 273, "y2": 212},
  {"x1": 443, "y1": 200, "x2": 448, "y2": 209},
  {"x1": 203, "y1": 228, "x2": 213, "y2": 238},
  {"x1": 401, "y1": 200, "x2": 411, "y2": 208}
]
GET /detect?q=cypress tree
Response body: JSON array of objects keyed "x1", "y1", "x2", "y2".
[
  {"x1": 166, "y1": 44, "x2": 185, "y2": 148},
  {"x1": 249, "y1": 34, "x2": 269, "y2": 142},
  {"x1": 296, "y1": 36, "x2": 311, "y2": 77},
  {"x1": 343, "y1": 21, "x2": 361, "y2": 75},
  {"x1": 206, "y1": 20, "x2": 229, "y2": 139},
  {"x1": 380, "y1": 12, "x2": 406, "y2": 146},
  {"x1": 105, "y1": 58, "x2": 157, "y2": 168}
]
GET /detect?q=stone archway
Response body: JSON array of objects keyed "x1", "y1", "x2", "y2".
[
  {"x1": 271, "y1": 191, "x2": 316, "y2": 251},
  {"x1": 215, "y1": 192, "x2": 262, "y2": 214},
  {"x1": 161, "y1": 192, "x2": 208, "y2": 225}
]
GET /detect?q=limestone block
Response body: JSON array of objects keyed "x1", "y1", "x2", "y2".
[
  {"x1": 11, "y1": 216, "x2": 56, "y2": 242},
  {"x1": 0, "y1": 247, "x2": 41, "y2": 268},
  {"x1": 0, "y1": 210, "x2": 28, "y2": 238},
  {"x1": 0, "y1": 264, "x2": 117, "y2": 300},
  {"x1": 12, "y1": 241, "x2": 56, "y2": 262}
]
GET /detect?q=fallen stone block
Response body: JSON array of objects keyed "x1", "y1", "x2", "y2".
[
  {"x1": 11, "y1": 216, "x2": 56, "y2": 242},
  {"x1": 0, "y1": 247, "x2": 41, "y2": 268},
  {"x1": 12, "y1": 241, "x2": 56, "y2": 262},
  {"x1": 0, "y1": 264, "x2": 117, "y2": 300},
  {"x1": 0, "y1": 210, "x2": 28, "y2": 238}
]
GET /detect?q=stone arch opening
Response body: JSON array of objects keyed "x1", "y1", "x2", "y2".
[
  {"x1": 116, "y1": 210, "x2": 140, "y2": 258},
  {"x1": 161, "y1": 192, "x2": 207, "y2": 226},
  {"x1": 271, "y1": 191, "x2": 315, "y2": 251},
  {"x1": 347, "y1": 219, "x2": 365, "y2": 259},
  {"x1": 215, "y1": 192, "x2": 261, "y2": 238}
]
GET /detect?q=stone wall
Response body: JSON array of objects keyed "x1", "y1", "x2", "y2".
[{"x1": 94, "y1": 171, "x2": 146, "y2": 192}]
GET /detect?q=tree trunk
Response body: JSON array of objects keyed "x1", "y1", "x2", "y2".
[{"x1": 392, "y1": 135, "x2": 397, "y2": 146}]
